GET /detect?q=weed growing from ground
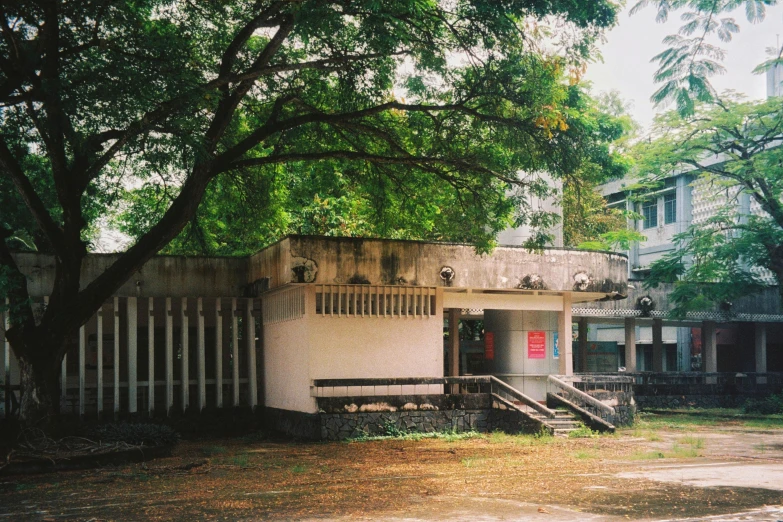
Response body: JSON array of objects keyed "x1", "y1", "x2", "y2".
[{"x1": 568, "y1": 424, "x2": 599, "y2": 438}]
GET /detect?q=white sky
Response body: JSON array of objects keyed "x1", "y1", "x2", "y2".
[{"x1": 584, "y1": 3, "x2": 783, "y2": 130}]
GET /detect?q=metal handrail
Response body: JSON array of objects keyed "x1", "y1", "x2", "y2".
[
  {"x1": 548, "y1": 375, "x2": 615, "y2": 415},
  {"x1": 312, "y1": 376, "x2": 491, "y2": 388},
  {"x1": 489, "y1": 376, "x2": 555, "y2": 418}
]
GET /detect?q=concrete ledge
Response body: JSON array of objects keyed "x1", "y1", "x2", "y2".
[{"x1": 316, "y1": 394, "x2": 491, "y2": 414}]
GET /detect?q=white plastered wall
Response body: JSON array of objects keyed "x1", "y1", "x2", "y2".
[
  {"x1": 262, "y1": 313, "x2": 312, "y2": 413},
  {"x1": 263, "y1": 286, "x2": 444, "y2": 414}
]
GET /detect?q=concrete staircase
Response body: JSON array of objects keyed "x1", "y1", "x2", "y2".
[
  {"x1": 490, "y1": 390, "x2": 582, "y2": 436},
  {"x1": 526, "y1": 409, "x2": 582, "y2": 436}
]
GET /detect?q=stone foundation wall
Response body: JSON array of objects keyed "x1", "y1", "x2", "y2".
[
  {"x1": 320, "y1": 409, "x2": 490, "y2": 440},
  {"x1": 319, "y1": 406, "x2": 540, "y2": 440},
  {"x1": 587, "y1": 390, "x2": 636, "y2": 427}
]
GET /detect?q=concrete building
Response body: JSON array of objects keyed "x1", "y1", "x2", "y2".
[{"x1": 1, "y1": 235, "x2": 630, "y2": 436}]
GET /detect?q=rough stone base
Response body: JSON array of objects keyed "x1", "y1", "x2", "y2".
[
  {"x1": 587, "y1": 390, "x2": 637, "y2": 427},
  {"x1": 320, "y1": 409, "x2": 488, "y2": 440}
]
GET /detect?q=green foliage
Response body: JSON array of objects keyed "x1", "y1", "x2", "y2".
[
  {"x1": 635, "y1": 95, "x2": 783, "y2": 315},
  {"x1": 567, "y1": 424, "x2": 599, "y2": 438},
  {"x1": 577, "y1": 229, "x2": 647, "y2": 252},
  {"x1": 562, "y1": 90, "x2": 636, "y2": 248},
  {"x1": 2, "y1": 0, "x2": 626, "y2": 260},
  {"x1": 743, "y1": 394, "x2": 783, "y2": 415},
  {"x1": 631, "y1": 0, "x2": 775, "y2": 115}
]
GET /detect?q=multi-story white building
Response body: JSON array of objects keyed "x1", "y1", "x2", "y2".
[{"x1": 579, "y1": 66, "x2": 783, "y2": 374}]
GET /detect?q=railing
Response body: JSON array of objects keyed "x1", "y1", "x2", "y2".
[
  {"x1": 625, "y1": 372, "x2": 783, "y2": 387},
  {"x1": 547, "y1": 375, "x2": 616, "y2": 416},
  {"x1": 311, "y1": 375, "x2": 555, "y2": 419},
  {"x1": 563, "y1": 374, "x2": 635, "y2": 394},
  {"x1": 311, "y1": 376, "x2": 492, "y2": 397},
  {"x1": 1, "y1": 296, "x2": 261, "y2": 419},
  {"x1": 489, "y1": 376, "x2": 555, "y2": 418}
]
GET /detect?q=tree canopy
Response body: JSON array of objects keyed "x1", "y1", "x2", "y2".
[
  {"x1": 0, "y1": 0, "x2": 624, "y2": 422},
  {"x1": 638, "y1": 95, "x2": 783, "y2": 315},
  {"x1": 631, "y1": 0, "x2": 779, "y2": 115}
]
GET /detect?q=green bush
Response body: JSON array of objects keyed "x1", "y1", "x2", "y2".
[
  {"x1": 86, "y1": 423, "x2": 180, "y2": 447},
  {"x1": 742, "y1": 394, "x2": 783, "y2": 415}
]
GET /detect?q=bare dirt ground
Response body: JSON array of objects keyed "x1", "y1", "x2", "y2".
[{"x1": 1, "y1": 413, "x2": 783, "y2": 521}]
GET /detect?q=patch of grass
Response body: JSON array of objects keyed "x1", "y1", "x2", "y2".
[
  {"x1": 630, "y1": 450, "x2": 665, "y2": 460},
  {"x1": 625, "y1": 428, "x2": 662, "y2": 441},
  {"x1": 486, "y1": 430, "x2": 558, "y2": 446},
  {"x1": 742, "y1": 416, "x2": 783, "y2": 429},
  {"x1": 461, "y1": 457, "x2": 486, "y2": 468},
  {"x1": 231, "y1": 453, "x2": 250, "y2": 468},
  {"x1": 15, "y1": 483, "x2": 35, "y2": 491},
  {"x1": 201, "y1": 445, "x2": 227, "y2": 457},
  {"x1": 679, "y1": 435, "x2": 704, "y2": 449},
  {"x1": 573, "y1": 450, "x2": 599, "y2": 460},
  {"x1": 669, "y1": 442, "x2": 700, "y2": 458},
  {"x1": 290, "y1": 464, "x2": 307, "y2": 473},
  {"x1": 568, "y1": 424, "x2": 599, "y2": 438},
  {"x1": 635, "y1": 412, "x2": 718, "y2": 430}
]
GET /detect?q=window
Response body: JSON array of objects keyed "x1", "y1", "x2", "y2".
[
  {"x1": 642, "y1": 200, "x2": 657, "y2": 229},
  {"x1": 664, "y1": 193, "x2": 676, "y2": 225}
]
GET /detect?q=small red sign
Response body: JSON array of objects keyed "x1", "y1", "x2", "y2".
[
  {"x1": 528, "y1": 331, "x2": 546, "y2": 359},
  {"x1": 484, "y1": 332, "x2": 495, "y2": 360}
]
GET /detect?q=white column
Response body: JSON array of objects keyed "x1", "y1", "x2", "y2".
[
  {"x1": 113, "y1": 297, "x2": 120, "y2": 414},
  {"x1": 652, "y1": 318, "x2": 664, "y2": 372},
  {"x1": 127, "y1": 297, "x2": 138, "y2": 413},
  {"x1": 165, "y1": 297, "x2": 174, "y2": 414},
  {"x1": 624, "y1": 317, "x2": 637, "y2": 372},
  {"x1": 246, "y1": 298, "x2": 258, "y2": 409},
  {"x1": 448, "y1": 308, "x2": 459, "y2": 393},
  {"x1": 148, "y1": 297, "x2": 155, "y2": 414},
  {"x1": 215, "y1": 298, "x2": 223, "y2": 408},
  {"x1": 180, "y1": 297, "x2": 189, "y2": 411},
  {"x1": 96, "y1": 306, "x2": 104, "y2": 415},
  {"x1": 558, "y1": 293, "x2": 573, "y2": 376},
  {"x1": 232, "y1": 297, "x2": 240, "y2": 407},
  {"x1": 197, "y1": 297, "x2": 206, "y2": 410},
  {"x1": 78, "y1": 324, "x2": 86, "y2": 417}
]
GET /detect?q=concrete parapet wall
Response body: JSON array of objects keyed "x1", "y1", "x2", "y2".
[
  {"x1": 249, "y1": 235, "x2": 628, "y2": 296},
  {"x1": 14, "y1": 252, "x2": 249, "y2": 298}
]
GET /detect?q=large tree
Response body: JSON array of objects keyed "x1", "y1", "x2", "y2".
[
  {"x1": 1, "y1": 0, "x2": 622, "y2": 424},
  {"x1": 638, "y1": 95, "x2": 783, "y2": 314}
]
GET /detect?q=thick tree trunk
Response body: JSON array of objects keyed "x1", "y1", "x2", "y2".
[{"x1": 16, "y1": 344, "x2": 62, "y2": 429}]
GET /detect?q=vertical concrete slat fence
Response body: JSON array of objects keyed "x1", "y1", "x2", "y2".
[{"x1": 0, "y1": 296, "x2": 261, "y2": 419}]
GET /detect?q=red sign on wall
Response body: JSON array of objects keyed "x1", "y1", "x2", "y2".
[
  {"x1": 484, "y1": 332, "x2": 495, "y2": 360},
  {"x1": 528, "y1": 331, "x2": 546, "y2": 359}
]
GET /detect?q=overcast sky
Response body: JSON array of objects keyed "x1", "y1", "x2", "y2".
[{"x1": 584, "y1": 3, "x2": 783, "y2": 130}]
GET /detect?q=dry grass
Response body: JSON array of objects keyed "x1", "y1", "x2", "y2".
[{"x1": 0, "y1": 415, "x2": 781, "y2": 520}]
